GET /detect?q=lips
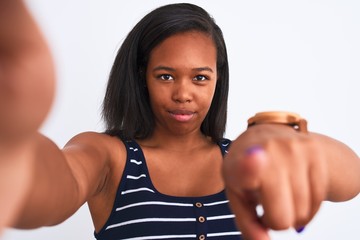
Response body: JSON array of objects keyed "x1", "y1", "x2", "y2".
[{"x1": 168, "y1": 109, "x2": 195, "y2": 122}]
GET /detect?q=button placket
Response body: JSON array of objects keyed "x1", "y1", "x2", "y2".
[{"x1": 194, "y1": 201, "x2": 207, "y2": 239}]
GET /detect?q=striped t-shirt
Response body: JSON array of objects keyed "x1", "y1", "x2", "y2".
[{"x1": 94, "y1": 138, "x2": 242, "y2": 240}]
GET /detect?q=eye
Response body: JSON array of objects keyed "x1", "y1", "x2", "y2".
[
  {"x1": 158, "y1": 74, "x2": 174, "y2": 81},
  {"x1": 193, "y1": 75, "x2": 208, "y2": 81}
]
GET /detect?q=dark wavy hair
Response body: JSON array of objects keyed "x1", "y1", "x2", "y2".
[{"x1": 102, "y1": 3, "x2": 229, "y2": 142}]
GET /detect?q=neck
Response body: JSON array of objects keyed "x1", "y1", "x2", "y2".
[{"x1": 138, "y1": 129, "x2": 212, "y2": 152}]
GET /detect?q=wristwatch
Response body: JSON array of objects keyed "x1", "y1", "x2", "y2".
[{"x1": 247, "y1": 111, "x2": 308, "y2": 133}]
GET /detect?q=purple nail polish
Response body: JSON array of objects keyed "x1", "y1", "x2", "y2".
[
  {"x1": 246, "y1": 145, "x2": 263, "y2": 155},
  {"x1": 296, "y1": 226, "x2": 305, "y2": 233}
]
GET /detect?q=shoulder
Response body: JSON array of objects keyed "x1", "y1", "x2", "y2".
[
  {"x1": 63, "y1": 131, "x2": 127, "y2": 195},
  {"x1": 64, "y1": 131, "x2": 125, "y2": 155}
]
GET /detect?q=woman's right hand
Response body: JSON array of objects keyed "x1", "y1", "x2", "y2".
[{"x1": 0, "y1": 0, "x2": 55, "y2": 144}]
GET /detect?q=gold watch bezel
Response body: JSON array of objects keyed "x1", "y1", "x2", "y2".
[{"x1": 247, "y1": 111, "x2": 308, "y2": 133}]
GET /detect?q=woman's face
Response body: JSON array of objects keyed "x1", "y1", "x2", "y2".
[{"x1": 146, "y1": 31, "x2": 217, "y2": 136}]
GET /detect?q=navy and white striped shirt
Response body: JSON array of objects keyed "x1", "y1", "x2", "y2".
[{"x1": 95, "y1": 138, "x2": 242, "y2": 240}]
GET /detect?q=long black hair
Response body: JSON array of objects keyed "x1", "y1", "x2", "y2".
[{"x1": 102, "y1": 3, "x2": 229, "y2": 142}]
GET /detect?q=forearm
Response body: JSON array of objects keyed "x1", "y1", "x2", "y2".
[
  {"x1": 13, "y1": 133, "x2": 84, "y2": 229},
  {"x1": 312, "y1": 132, "x2": 360, "y2": 201},
  {"x1": 0, "y1": 139, "x2": 35, "y2": 232}
]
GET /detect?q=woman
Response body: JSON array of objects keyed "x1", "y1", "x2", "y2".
[{"x1": 1, "y1": 1, "x2": 359, "y2": 240}]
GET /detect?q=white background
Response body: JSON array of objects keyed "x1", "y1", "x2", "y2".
[{"x1": 3, "y1": 0, "x2": 359, "y2": 239}]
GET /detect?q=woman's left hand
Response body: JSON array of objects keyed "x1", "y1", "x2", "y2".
[{"x1": 223, "y1": 124, "x2": 329, "y2": 240}]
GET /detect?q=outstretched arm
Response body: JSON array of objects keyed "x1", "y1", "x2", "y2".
[
  {"x1": 223, "y1": 124, "x2": 360, "y2": 240},
  {"x1": 0, "y1": 0, "x2": 55, "y2": 232},
  {"x1": 0, "y1": 0, "x2": 114, "y2": 233},
  {"x1": 13, "y1": 132, "x2": 113, "y2": 229},
  {"x1": 0, "y1": 0, "x2": 55, "y2": 141}
]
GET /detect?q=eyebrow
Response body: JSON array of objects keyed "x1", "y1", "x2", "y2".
[{"x1": 152, "y1": 65, "x2": 214, "y2": 73}]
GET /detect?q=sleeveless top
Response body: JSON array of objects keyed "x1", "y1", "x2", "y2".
[{"x1": 94, "y1": 138, "x2": 242, "y2": 240}]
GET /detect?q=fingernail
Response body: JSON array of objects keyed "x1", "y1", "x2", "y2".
[
  {"x1": 296, "y1": 226, "x2": 305, "y2": 233},
  {"x1": 246, "y1": 145, "x2": 263, "y2": 155}
]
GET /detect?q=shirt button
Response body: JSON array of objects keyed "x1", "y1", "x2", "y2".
[
  {"x1": 195, "y1": 202, "x2": 203, "y2": 208},
  {"x1": 198, "y1": 216, "x2": 206, "y2": 223},
  {"x1": 198, "y1": 234, "x2": 206, "y2": 240}
]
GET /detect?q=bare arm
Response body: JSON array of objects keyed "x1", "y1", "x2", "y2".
[
  {"x1": 313, "y1": 132, "x2": 360, "y2": 201},
  {"x1": 13, "y1": 132, "x2": 113, "y2": 229},
  {"x1": 0, "y1": 0, "x2": 115, "y2": 231},
  {"x1": 0, "y1": 0, "x2": 55, "y2": 231}
]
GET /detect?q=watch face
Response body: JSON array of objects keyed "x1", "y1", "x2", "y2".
[{"x1": 247, "y1": 111, "x2": 308, "y2": 133}]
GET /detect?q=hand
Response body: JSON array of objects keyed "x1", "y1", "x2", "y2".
[
  {"x1": 223, "y1": 124, "x2": 329, "y2": 240},
  {"x1": 0, "y1": 0, "x2": 55, "y2": 143}
]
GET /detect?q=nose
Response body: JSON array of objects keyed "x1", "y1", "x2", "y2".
[{"x1": 172, "y1": 79, "x2": 192, "y2": 103}]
